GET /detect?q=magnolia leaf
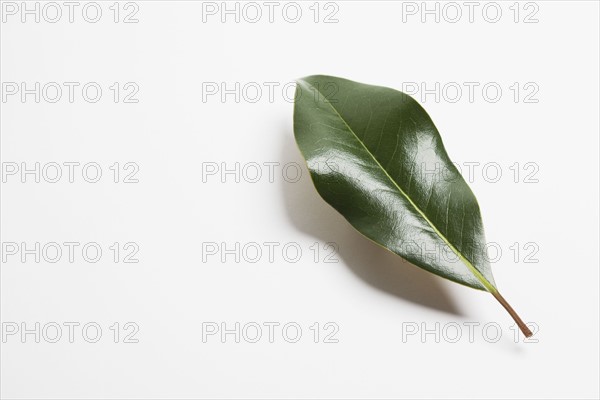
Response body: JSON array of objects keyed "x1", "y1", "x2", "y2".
[{"x1": 293, "y1": 75, "x2": 532, "y2": 337}]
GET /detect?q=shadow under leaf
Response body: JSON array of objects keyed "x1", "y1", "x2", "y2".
[{"x1": 280, "y1": 130, "x2": 464, "y2": 317}]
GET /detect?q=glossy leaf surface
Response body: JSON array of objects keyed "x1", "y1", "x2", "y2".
[{"x1": 293, "y1": 75, "x2": 531, "y2": 336}]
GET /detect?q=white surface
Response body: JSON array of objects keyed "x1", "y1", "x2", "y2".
[{"x1": 1, "y1": 1, "x2": 599, "y2": 399}]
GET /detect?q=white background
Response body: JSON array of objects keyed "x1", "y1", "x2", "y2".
[{"x1": 1, "y1": 1, "x2": 599, "y2": 399}]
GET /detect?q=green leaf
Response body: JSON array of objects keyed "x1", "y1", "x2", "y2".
[{"x1": 293, "y1": 75, "x2": 532, "y2": 337}]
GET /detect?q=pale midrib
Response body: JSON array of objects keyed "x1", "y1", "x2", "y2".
[{"x1": 303, "y1": 80, "x2": 496, "y2": 293}]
